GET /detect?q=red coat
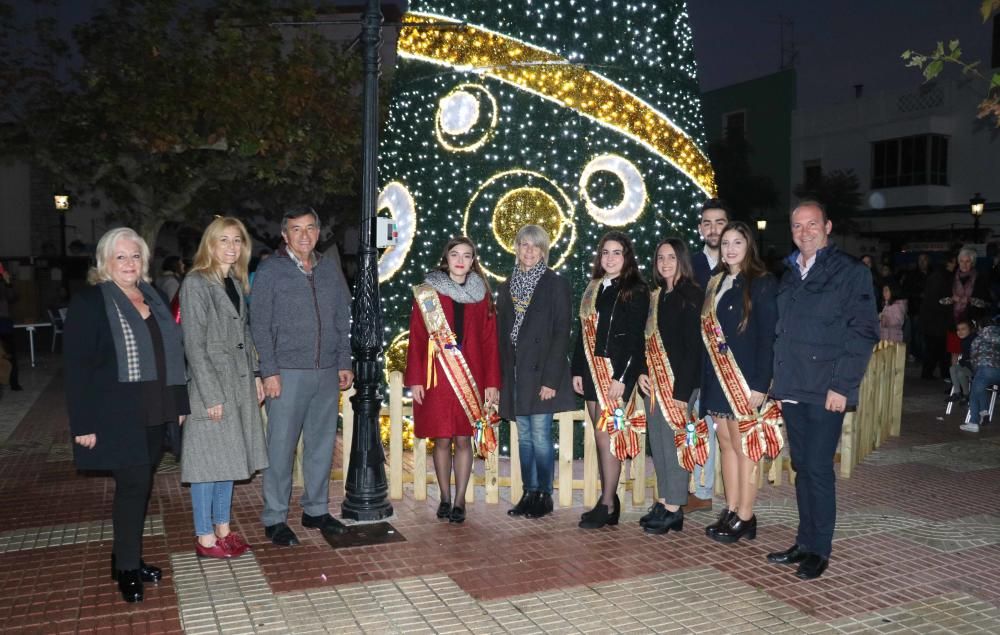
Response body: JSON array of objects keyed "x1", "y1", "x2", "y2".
[{"x1": 404, "y1": 293, "x2": 501, "y2": 438}]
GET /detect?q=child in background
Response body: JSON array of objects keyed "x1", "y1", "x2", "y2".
[
  {"x1": 963, "y1": 320, "x2": 1000, "y2": 433},
  {"x1": 947, "y1": 320, "x2": 976, "y2": 404}
]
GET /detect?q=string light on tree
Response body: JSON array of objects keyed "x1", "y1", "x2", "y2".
[{"x1": 377, "y1": 0, "x2": 716, "y2": 360}]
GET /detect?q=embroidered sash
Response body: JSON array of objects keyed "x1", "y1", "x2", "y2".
[
  {"x1": 701, "y1": 273, "x2": 784, "y2": 462},
  {"x1": 580, "y1": 279, "x2": 646, "y2": 460},
  {"x1": 413, "y1": 283, "x2": 485, "y2": 426},
  {"x1": 644, "y1": 290, "x2": 709, "y2": 471}
]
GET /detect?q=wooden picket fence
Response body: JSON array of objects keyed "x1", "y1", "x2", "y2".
[{"x1": 325, "y1": 341, "x2": 906, "y2": 506}]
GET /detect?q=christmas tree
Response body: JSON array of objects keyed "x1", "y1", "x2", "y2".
[{"x1": 378, "y1": 0, "x2": 716, "y2": 372}]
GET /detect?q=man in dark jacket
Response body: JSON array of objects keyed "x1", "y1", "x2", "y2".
[
  {"x1": 251, "y1": 206, "x2": 354, "y2": 546},
  {"x1": 767, "y1": 200, "x2": 879, "y2": 580}
]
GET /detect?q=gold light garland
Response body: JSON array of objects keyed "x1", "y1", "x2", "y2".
[{"x1": 398, "y1": 11, "x2": 716, "y2": 197}]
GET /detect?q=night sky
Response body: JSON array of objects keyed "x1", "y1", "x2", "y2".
[{"x1": 21, "y1": 0, "x2": 996, "y2": 109}]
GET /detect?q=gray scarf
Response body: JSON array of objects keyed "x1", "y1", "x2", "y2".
[
  {"x1": 100, "y1": 281, "x2": 186, "y2": 385},
  {"x1": 424, "y1": 270, "x2": 487, "y2": 304},
  {"x1": 508, "y1": 262, "x2": 546, "y2": 345}
]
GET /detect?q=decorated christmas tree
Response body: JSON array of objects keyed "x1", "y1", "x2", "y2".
[{"x1": 377, "y1": 0, "x2": 716, "y2": 372}]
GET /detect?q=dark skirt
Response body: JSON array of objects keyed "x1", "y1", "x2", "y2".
[{"x1": 579, "y1": 357, "x2": 638, "y2": 406}]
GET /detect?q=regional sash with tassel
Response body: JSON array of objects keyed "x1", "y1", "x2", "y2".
[
  {"x1": 644, "y1": 290, "x2": 710, "y2": 472},
  {"x1": 701, "y1": 273, "x2": 784, "y2": 462},
  {"x1": 413, "y1": 283, "x2": 498, "y2": 456},
  {"x1": 580, "y1": 279, "x2": 646, "y2": 460}
]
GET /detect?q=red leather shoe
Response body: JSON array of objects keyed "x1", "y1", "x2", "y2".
[
  {"x1": 220, "y1": 533, "x2": 250, "y2": 557},
  {"x1": 195, "y1": 539, "x2": 231, "y2": 559}
]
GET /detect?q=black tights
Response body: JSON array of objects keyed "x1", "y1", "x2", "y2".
[
  {"x1": 586, "y1": 402, "x2": 621, "y2": 508},
  {"x1": 433, "y1": 436, "x2": 472, "y2": 508}
]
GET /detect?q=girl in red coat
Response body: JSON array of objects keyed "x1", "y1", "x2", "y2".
[{"x1": 405, "y1": 237, "x2": 501, "y2": 523}]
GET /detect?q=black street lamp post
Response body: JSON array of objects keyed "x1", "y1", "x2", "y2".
[{"x1": 342, "y1": 0, "x2": 392, "y2": 521}]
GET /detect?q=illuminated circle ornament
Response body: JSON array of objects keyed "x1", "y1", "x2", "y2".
[
  {"x1": 434, "y1": 83, "x2": 499, "y2": 153},
  {"x1": 579, "y1": 154, "x2": 647, "y2": 226},
  {"x1": 463, "y1": 170, "x2": 576, "y2": 280},
  {"x1": 377, "y1": 182, "x2": 417, "y2": 282},
  {"x1": 492, "y1": 188, "x2": 563, "y2": 252}
]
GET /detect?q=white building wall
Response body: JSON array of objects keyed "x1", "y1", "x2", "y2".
[{"x1": 791, "y1": 81, "x2": 999, "y2": 220}]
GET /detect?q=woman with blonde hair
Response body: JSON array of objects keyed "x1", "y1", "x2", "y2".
[
  {"x1": 65, "y1": 227, "x2": 190, "y2": 602},
  {"x1": 496, "y1": 225, "x2": 575, "y2": 519},
  {"x1": 180, "y1": 217, "x2": 268, "y2": 558}
]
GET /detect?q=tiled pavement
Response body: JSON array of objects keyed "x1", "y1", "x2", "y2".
[{"x1": 2, "y1": 355, "x2": 1000, "y2": 633}]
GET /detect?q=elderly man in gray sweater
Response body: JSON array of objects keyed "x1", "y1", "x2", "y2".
[{"x1": 251, "y1": 206, "x2": 354, "y2": 546}]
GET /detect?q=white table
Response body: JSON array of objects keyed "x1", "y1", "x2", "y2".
[{"x1": 13, "y1": 322, "x2": 52, "y2": 367}]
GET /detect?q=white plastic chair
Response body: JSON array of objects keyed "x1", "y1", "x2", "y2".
[{"x1": 48, "y1": 308, "x2": 64, "y2": 352}]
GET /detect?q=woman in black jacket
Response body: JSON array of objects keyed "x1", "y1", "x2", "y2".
[
  {"x1": 497, "y1": 225, "x2": 576, "y2": 519},
  {"x1": 64, "y1": 228, "x2": 190, "y2": 603},
  {"x1": 700, "y1": 221, "x2": 777, "y2": 544},
  {"x1": 637, "y1": 238, "x2": 704, "y2": 535},
  {"x1": 572, "y1": 231, "x2": 648, "y2": 529}
]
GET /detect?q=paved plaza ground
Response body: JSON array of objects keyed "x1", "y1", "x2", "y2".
[{"x1": 1, "y1": 353, "x2": 1000, "y2": 634}]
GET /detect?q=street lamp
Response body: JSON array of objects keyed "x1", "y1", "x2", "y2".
[
  {"x1": 756, "y1": 216, "x2": 767, "y2": 251},
  {"x1": 970, "y1": 193, "x2": 986, "y2": 242},
  {"x1": 54, "y1": 194, "x2": 70, "y2": 256},
  {"x1": 342, "y1": 0, "x2": 392, "y2": 522}
]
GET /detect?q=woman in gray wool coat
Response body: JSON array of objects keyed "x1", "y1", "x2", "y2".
[
  {"x1": 496, "y1": 224, "x2": 576, "y2": 519},
  {"x1": 180, "y1": 217, "x2": 268, "y2": 559}
]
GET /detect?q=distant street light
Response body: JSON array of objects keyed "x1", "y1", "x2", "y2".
[
  {"x1": 54, "y1": 194, "x2": 70, "y2": 257},
  {"x1": 970, "y1": 192, "x2": 986, "y2": 242},
  {"x1": 756, "y1": 215, "x2": 767, "y2": 251}
]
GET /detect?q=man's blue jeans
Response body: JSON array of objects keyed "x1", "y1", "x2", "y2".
[
  {"x1": 783, "y1": 402, "x2": 844, "y2": 559},
  {"x1": 191, "y1": 481, "x2": 234, "y2": 536},
  {"x1": 969, "y1": 366, "x2": 1000, "y2": 418},
  {"x1": 515, "y1": 414, "x2": 555, "y2": 494}
]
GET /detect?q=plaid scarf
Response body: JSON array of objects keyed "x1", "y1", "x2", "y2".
[
  {"x1": 100, "y1": 281, "x2": 186, "y2": 385},
  {"x1": 508, "y1": 262, "x2": 546, "y2": 346}
]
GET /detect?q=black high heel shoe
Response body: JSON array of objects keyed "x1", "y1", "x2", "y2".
[
  {"x1": 436, "y1": 500, "x2": 452, "y2": 519},
  {"x1": 449, "y1": 506, "x2": 466, "y2": 524},
  {"x1": 644, "y1": 507, "x2": 684, "y2": 535},
  {"x1": 111, "y1": 555, "x2": 162, "y2": 583},
  {"x1": 705, "y1": 508, "x2": 736, "y2": 537},
  {"x1": 711, "y1": 514, "x2": 757, "y2": 544},
  {"x1": 116, "y1": 569, "x2": 144, "y2": 603},
  {"x1": 579, "y1": 496, "x2": 619, "y2": 529}
]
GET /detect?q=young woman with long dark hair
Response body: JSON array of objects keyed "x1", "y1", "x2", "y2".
[
  {"x1": 700, "y1": 221, "x2": 778, "y2": 544},
  {"x1": 404, "y1": 237, "x2": 501, "y2": 523},
  {"x1": 571, "y1": 231, "x2": 649, "y2": 529}
]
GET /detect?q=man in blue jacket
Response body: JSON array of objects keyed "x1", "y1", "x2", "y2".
[
  {"x1": 251, "y1": 206, "x2": 354, "y2": 546},
  {"x1": 767, "y1": 200, "x2": 879, "y2": 580}
]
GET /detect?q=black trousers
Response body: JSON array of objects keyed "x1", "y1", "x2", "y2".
[
  {"x1": 921, "y1": 334, "x2": 949, "y2": 379},
  {"x1": 111, "y1": 425, "x2": 163, "y2": 571}
]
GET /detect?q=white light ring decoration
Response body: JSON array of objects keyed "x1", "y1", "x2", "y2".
[
  {"x1": 434, "y1": 83, "x2": 499, "y2": 153},
  {"x1": 377, "y1": 181, "x2": 417, "y2": 282},
  {"x1": 438, "y1": 90, "x2": 479, "y2": 135},
  {"x1": 462, "y1": 169, "x2": 577, "y2": 281},
  {"x1": 579, "y1": 154, "x2": 647, "y2": 226}
]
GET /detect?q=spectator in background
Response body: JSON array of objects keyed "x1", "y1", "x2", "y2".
[
  {"x1": 921, "y1": 253, "x2": 957, "y2": 380},
  {"x1": 947, "y1": 320, "x2": 976, "y2": 405},
  {"x1": 963, "y1": 319, "x2": 1000, "y2": 433},
  {"x1": 155, "y1": 256, "x2": 185, "y2": 304},
  {"x1": 902, "y1": 253, "x2": 931, "y2": 362},
  {"x1": 942, "y1": 247, "x2": 991, "y2": 367},
  {"x1": 879, "y1": 283, "x2": 908, "y2": 342},
  {"x1": 0, "y1": 261, "x2": 21, "y2": 392},
  {"x1": 861, "y1": 255, "x2": 883, "y2": 311}
]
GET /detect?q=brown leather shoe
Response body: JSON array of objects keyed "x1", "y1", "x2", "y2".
[{"x1": 682, "y1": 496, "x2": 713, "y2": 513}]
